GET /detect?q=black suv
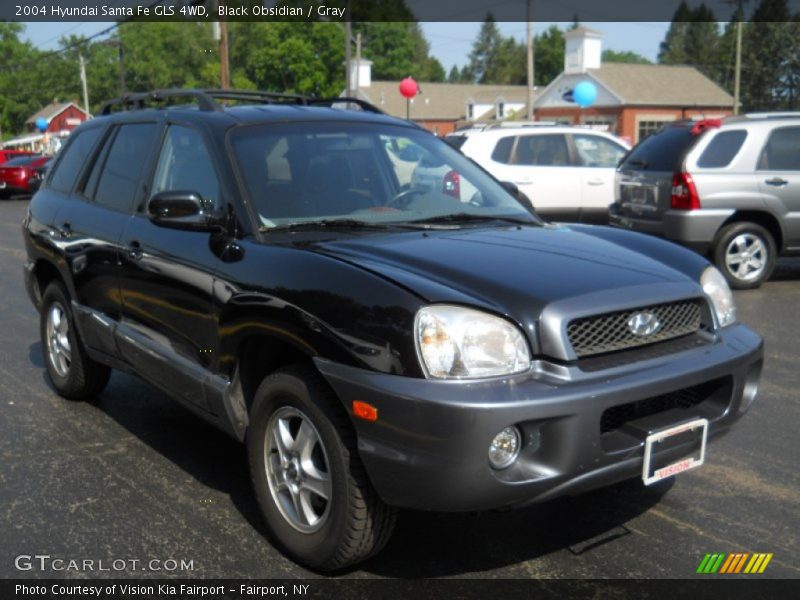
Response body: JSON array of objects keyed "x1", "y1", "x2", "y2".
[{"x1": 23, "y1": 89, "x2": 763, "y2": 571}]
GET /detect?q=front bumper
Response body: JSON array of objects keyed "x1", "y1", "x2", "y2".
[
  {"x1": 609, "y1": 205, "x2": 734, "y2": 253},
  {"x1": 315, "y1": 324, "x2": 763, "y2": 512}
]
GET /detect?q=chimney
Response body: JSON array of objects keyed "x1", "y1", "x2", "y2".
[
  {"x1": 563, "y1": 27, "x2": 603, "y2": 74},
  {"x1": 348, "y1": 58, "x2": 373, "y2": 90}
]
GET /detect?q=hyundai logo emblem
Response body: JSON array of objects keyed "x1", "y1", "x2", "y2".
[{"x1": 627, "y1": 311, "x2": 661, "y2": 337}]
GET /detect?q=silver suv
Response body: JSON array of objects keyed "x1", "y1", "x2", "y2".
[{"x1": 610, "y1": 114, "x2": 800, "y2": 288}]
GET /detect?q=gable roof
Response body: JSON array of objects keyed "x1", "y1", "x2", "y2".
[
  {"x1": 355, "y1": 81, "x2": 534, "y2": 120},
  {"x1": 588, "y1": 63, "x2": 733, "y2": 107},
  {"x1": 25, "y1": 101, "x2": 87, "y2": 125}
]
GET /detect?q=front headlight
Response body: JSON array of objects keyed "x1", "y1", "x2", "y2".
[
  {"x1": 701, "y1": 266, "x2": 736, "y2": 327},
  {"x1": 415, "y1": 305, "x2": 531, "y2": 379}
]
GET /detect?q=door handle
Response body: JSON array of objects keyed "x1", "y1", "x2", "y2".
[
  {"x1": 515, "y1": 179, "x2": 533, "y2": 185},
  {"x1": 586, "y1": 179, "x2": 605, "y2": 186},
  {"x1": 57, "y1": 222, "x2": 72, "y2": 238},
  {"x1": 765, "y1": 177, "x2": 788, "y2": 186},
  {"x1": 126, "y1": 240, "x2": 143, "y2": 261}
]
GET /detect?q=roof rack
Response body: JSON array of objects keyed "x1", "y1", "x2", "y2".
[
  {"x1": 98, "y1": 88, "x2": 384, "y2": 116},
  {"x1": 726, "y1": 111, "x2": 800, "y2": 122}
]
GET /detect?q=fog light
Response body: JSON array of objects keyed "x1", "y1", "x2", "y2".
[{"x1": 488, "y1": 426, "x2": 521, "y2": 469}]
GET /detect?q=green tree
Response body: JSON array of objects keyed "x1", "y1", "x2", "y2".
[
  {"x1": 741, "y1": 0, "x2": 793, "y2": 110},
  {"x1": 602, "y1": 49, "x2": 651, "y2": 64},
  {"x1": 467, "y1": 14, "x2": 503, "y2": 83},
  {"x1": 534, "y1": 25, "x2": 565, "y2": 85},
  {"x1": 658, "y1": 0, "x2": 694, "y2": 64}
]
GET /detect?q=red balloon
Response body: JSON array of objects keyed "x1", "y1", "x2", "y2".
[{"x1": 399, "y1": 77, "x2": 418, "y2": 99}]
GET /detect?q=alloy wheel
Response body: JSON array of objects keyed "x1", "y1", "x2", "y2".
[{"x1": 264, "y1": 406, "x2": 332, "y2": 533}]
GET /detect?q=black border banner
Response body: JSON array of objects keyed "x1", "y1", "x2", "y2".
[
  {"x1": 3, "y1": 579, "x2": 799, "y2": 600},
  {"x1": 6, "y1": 0, "x2": 800, "y2": 23}
]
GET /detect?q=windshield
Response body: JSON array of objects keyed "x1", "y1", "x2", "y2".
[{"x1": 230, "y1": 121, "x2": 539, "y2": 229}]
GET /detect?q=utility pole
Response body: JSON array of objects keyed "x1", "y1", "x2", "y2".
[
  {"x1": 218, "y1": 1, "x2": 230, "y2": 89},
  {"x1": 727, "y1": 0, "x2": 746, "y2": 115},
  {"x1": 345, "y1": 20, "x2": 352, "y2": 97},
  {"x1": 526, "y1": 0, "x2": 535, "y2": 120},
  {"x1": 79, "y1": 54, "x2": 90, "y2": 117},
  {"x1": 118, "y1": 42, "x2": 127, "y2": 96},
  {"x1": 733, "y1": 11, "x2": 743, "y2": 114},
  {"x1": 354, "y1": 32, "x2": 361, "y2": 93}
]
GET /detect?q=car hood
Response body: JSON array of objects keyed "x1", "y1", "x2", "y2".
[{"x1": 310, "y1": 223, "x2": 704, "y2": 316}]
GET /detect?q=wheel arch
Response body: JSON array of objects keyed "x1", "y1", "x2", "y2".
[{"x1": 721, "y1": 210, "x2": 784, "y2": 252}]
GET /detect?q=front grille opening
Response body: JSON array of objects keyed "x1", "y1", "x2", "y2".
[
  {"x1": 567, "y1": 300, "x2": 706, "y2": 358},
  {"x1": 600, "y1": 378, "x2": 729, "y2": 434}
]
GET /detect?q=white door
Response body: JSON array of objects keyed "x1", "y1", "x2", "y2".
[
  {"x1": 572, "y1": 133, "x2": 629, "y2": 223},
  {"x1": 491, "y1": 133, "x2": 581, "y2": 221}
]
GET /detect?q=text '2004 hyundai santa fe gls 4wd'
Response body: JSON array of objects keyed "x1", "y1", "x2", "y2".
[{"x1": 22, "y1": 89, "x2": 763, "y2": 572}]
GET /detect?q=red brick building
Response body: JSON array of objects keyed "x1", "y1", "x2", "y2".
[
  {"x1": 532, "y1": 28, "x2": 734, "y2": 144},
  {"x1": 25, "y1": 101, "x2": 89, "y2": 135}
]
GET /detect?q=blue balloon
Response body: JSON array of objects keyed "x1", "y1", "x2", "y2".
[
  {"x1": 35, "y1": 117, "x2": 48, "y2": 132},
  {"x1": 573, "y1": 81, "x2": 597, "y2": 108}
]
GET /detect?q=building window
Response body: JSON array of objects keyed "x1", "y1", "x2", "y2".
[
  {"x1": 636, "y1": 117, "x2": 677, "y2": 143},
  {"x1": 580, "y1": 116, "x2": 617, "y2": 133}
]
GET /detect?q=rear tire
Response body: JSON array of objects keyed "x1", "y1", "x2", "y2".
[
  {"x1": 247, "y1": 365, "x2": 396, "y2": 572},
  {"x1": 40, "y1": 281, "x2": 111, "y2": 399},
  {"x1": 712, "y1": 222, "x2": 776, "y2": 289}
]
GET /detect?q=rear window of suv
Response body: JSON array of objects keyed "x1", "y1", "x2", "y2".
[
  {"x1": 620, "y1": 125, "x2": 696, "y2": 172},
  {"x1": 697, "y1": 130, "x2": 748, "y2": 168}
]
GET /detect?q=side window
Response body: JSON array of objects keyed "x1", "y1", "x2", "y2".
[
  {"x1": 573, "y1": 134, "x2": 627, "y2": 168},
  {"x1": 151, "y1": 125, "x2": 221, "y2": 209},
  {"x1": 92, "y1": 123, "x2": 159, "y2": 213},
  {"x1": 48, "y1": 127, "x2": 104, "y2": 193},
  {"x1": 697, "y1": 130, "x2": 748, "y2": 168},
  {"x1": 758, "y1": 127, "x2": 800, "y2": 171},
  {"x1": 513, "y1": 134, "x2": 569, "y2": 166},
  {"x1": 491, "y1": 136, "x2": 515, "y2": 164}
]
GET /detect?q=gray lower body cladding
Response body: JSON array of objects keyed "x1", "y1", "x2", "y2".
[{"x1": 315, "y1": 324, "x2": 763, "y2": 512}]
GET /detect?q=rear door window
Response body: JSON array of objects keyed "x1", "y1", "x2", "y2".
[
  {"x1": 697, "y1": 130, "x2": 748, "y2": 168},
  {"x1": 620, "y1": 126, "x2": 695, "y2": 172},
  {"x1": 91, "y1": 123, "x2": 159, "y2": 213},
  {"x1": 47, "y1": 127, "x2": 104, "y2": 193},
  {"x1": 758, "y1": 127, "x2": 800, "y2": 171},
  {"x1": 513, "y1": 134, "x2": 570, "y2": 166}
]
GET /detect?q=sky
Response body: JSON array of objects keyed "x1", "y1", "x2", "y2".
[{"x1": 21, "y1": 21, "x2": 670, "y2": 72}]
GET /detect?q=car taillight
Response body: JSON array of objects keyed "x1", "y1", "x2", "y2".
[
  {"x1": 671, "y1": 172, "x2": 701, "y2": 210},
  {"x1": 443, "y1": 170, "x2": 460, "y2": 199}
]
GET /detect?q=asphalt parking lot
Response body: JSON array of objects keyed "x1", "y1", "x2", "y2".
[{"x1": 0, "y1": 197, "x2": 797, "y2": 580}]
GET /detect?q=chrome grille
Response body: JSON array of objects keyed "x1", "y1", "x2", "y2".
[{"x1": 567, "y1": 300, "x2": 703, "y2": 358}]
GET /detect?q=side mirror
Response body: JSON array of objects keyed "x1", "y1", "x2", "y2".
[
  {"x1": 147, "y1": 190, "x2": 225, "y2": 232},
  {"x1": 500, "y1": 181, "x2": 534, "y2": 209}
]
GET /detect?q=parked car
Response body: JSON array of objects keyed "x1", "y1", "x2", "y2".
[
  {"x1": 23, "y1": 89, "x2": 762, "y2": 572},
  {"x1": 610, "y1": 114, "x2": 800, "y2": 289},
  {"x1": 446, "y1": 125, "x2": 629, "y2": 222},
  {"x1": 26, "y1": 157, "x2": 53, "y2": 195},
  {"x1": 0, "y1": 149, "x2": 36, "y2": 164},
  {"x1": 0, "y1": 154, "x2": 49, "y2": 198}
]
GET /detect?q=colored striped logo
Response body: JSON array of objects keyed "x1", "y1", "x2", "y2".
[{"x1": 696, "y1": 553, "x2": 773, "y2": 574}]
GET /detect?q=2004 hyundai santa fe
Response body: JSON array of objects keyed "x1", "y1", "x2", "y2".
[{"x1": 22, "y1": 89, "x2": 763, "y2": 571}]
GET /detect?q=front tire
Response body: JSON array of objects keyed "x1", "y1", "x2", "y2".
[
  {"x1": 712, "y1": 222, "x2": 776, "y2": 289},
  {"x1": 247, "y1": 366, "x2": 396, "y2": 572},
  {"x1": 40, "y1": 281, "x2": 111, "y2": 399}
]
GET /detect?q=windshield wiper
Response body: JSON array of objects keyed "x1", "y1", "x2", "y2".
[
  {"x1": 260, "y1": 219, "x2": 392, "y2": 232},
  {"x1": 404, "y1": 213, "x2": 537, "y2": 227},
  {"x1": 627, "y1": 158, "x2": 649, "y2": 169}
]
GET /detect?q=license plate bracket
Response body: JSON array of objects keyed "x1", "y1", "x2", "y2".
[{"x1": 642, "y1": 418, "x2": 708, "y2": 485}]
